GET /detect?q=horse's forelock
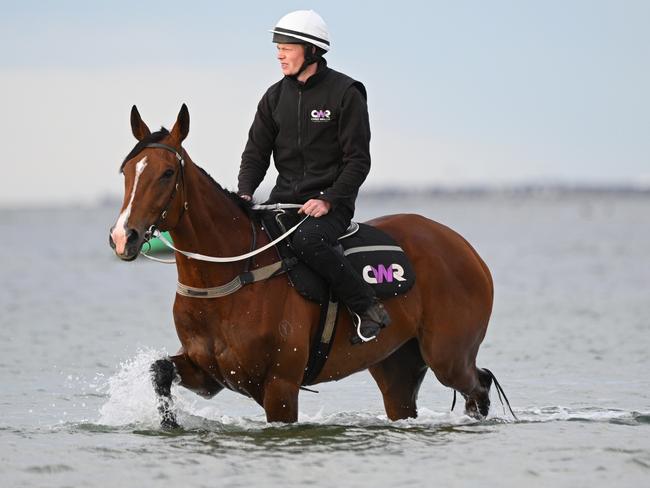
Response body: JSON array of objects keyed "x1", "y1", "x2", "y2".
[{"x1": 120, "y1": 127, "x2": 170, "y2": 173}]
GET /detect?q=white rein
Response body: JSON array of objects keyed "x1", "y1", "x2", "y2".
[{"x1": 141, "y1": 203, "x2": 307, "y2": 264}]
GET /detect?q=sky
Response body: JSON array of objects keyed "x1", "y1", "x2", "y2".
[{"x1": 1, "y1": 0, "x2": 649, "y2": 206}]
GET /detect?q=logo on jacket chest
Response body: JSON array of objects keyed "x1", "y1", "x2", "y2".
[{"x1": 310, "y1": 109, "x2": 331, "y2": 123}]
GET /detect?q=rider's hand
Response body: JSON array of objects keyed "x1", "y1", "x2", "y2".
[
  {"x1": 299, "y1": 198, "x2": 331, "y2": 218},
  {"x1": 240, "y1": 194, "x2": 252, "y2": 202}
]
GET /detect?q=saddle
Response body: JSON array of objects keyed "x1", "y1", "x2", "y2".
[
  {"x1": 258, "y1": 209, "x2": 416, "y2": 385},
  {"x1": 259, "y1": 210, "x2": 416, "y2": 303}
]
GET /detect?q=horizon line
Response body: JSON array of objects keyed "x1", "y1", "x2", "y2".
[{"x1": 2, "y1": 182, "x2": 649, "y2": 211}]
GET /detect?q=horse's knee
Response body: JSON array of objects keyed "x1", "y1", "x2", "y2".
[{"x1": 150, "y1": 358, "x2": 177, "y2": 396}]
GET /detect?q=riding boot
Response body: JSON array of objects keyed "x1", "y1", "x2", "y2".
[{"x1": 351, "y1": 300, "x2": 391, "y2": 345}]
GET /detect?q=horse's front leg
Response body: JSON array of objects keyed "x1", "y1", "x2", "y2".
[
  {"x1": 263, "y1": 378, "x2": 300, "y2": 423},
  {"x1": 150, "y1": 352, "x2": 224, "y2": 429}
]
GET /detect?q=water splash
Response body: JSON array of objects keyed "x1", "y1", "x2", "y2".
[
  {"x1": 97, "y1": 348, "x2": 166, "y2": 427},
  {"x1": 96, "y1": 348, "x2": 233, "y2": 429}
]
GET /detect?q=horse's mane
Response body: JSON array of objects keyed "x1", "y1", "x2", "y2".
[
  {"x1": 194, "y1": 165, "x2": 256, "y2": 219},
  {"x1": 120, "y1": 127, "x2": 170, "y2": 173}
]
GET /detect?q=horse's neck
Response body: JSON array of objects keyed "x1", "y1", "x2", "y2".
[{"x1": 170, "y1": 163, "x2": 253, "y2": 286}]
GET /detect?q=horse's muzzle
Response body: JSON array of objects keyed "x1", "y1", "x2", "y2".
[{"x1": 109, "y1": 225, "x2": 143, "y2": 261}]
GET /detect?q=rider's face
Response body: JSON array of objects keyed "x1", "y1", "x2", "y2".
[{"x1": 276, "y1": 44, "x2": 305, "y2": 76}]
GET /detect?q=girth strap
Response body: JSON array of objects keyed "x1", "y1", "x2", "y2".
[
  {"x1": 302, "y1": 299, "x2": 340, "y2": 386},
  {"x1": 176, "y1": 258, "x2": 297, "y2": 298}
]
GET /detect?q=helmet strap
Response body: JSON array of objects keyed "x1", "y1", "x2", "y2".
[{"x1": 296, "y1": 44, "x2": 320, "y2": 77}]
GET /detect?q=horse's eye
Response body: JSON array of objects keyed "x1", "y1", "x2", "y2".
[{"x1": 161, "y1": 169, "x2": 175, "y2": 179}]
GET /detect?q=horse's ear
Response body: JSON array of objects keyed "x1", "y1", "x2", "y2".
[
  {"x1": 170, "y1": 103, "x2": 190, "y2": 143},
  {"x1": 130, "y1": 105, "x2": 151, "y2": 141}
]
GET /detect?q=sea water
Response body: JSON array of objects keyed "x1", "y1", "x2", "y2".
[{"x1": 0, "y1": 192, "x2": 648, "y2": 487}]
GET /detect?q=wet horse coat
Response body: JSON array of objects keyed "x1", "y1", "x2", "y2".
[{"x1": 110, "y1": 105, "x2": 506, "y2": 426}]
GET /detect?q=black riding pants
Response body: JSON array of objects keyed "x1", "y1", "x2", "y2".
[{"x1": 290, "y1": 207, "x2": 376, "y2": 313}]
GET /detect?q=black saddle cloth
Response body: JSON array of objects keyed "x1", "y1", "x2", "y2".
[{"x1": 259, "y1": 210, "x2": 416, "y2": 304}]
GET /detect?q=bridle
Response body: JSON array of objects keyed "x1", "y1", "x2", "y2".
[{"x1": 136, "y1": 142, "x2": 189, "y2": 242}]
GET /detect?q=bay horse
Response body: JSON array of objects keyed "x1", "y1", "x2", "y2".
[{"x1": 109, "y1": 104, "x2": 513, "y2": 427}]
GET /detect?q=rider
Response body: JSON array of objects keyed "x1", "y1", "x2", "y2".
[{"x1": 238, "y1": 10, "x2": 390, "y2": 343}]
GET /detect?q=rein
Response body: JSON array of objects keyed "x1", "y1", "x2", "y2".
[{"x1": 143, "y1": 213, "x2": 309, "y2": 264}]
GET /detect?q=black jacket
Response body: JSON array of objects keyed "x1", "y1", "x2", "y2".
[{"x1": 238, "y1": 60, "x2": 371, "y2": 214}]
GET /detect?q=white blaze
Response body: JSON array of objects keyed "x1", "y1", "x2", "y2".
[{"x1": 111, "y1": 157, "x2": 148, "y2": 254}]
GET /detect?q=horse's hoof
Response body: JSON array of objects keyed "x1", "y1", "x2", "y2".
[
  {"x1": 465, "y1": 406, "x2": 486, "y2": 420},
  {"x1": 464, "y1": 396, "x2": 490, "y2": 420},
  {"x1": 160, "y1": 417, "x2": 180, "y2": 430}
]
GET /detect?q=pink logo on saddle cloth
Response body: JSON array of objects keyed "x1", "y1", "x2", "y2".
[{"x1": 362, "y1": 264, "x2": 407, "y2": 284}]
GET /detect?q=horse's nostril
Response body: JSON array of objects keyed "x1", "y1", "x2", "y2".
[
  {"x1": 126, "y1": 229, "x2": 139, "y2": 244},
  {"x1": 109, "y1": 226, "x2": 116, "y2": 248}
]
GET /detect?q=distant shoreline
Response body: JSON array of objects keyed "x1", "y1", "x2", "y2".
[
  {"x1": 360, "y1": 183, "x2": 650, "y2": 198},
  {"x1": 2, "y1": 184, "x2": 649, "y2": 211}
]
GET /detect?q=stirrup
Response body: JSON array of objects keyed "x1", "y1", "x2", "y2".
[{"x1": 352, "y1": 312, "x2": 377, "y2": 343}]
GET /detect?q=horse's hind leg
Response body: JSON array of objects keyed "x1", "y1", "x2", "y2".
[
  {"x1": 151, "y1": 352, "x2": 224, "y2": 429},
  {"x1": 368, "y1": 339, "x2": 428, "y2": 420},
  {"x1": 418, "y1": 331, "x2": 491, "y2": 418}
]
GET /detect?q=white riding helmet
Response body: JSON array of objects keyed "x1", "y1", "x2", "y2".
[{"x1": 269, "y1": 10, "x2": 330, "y2": 52}]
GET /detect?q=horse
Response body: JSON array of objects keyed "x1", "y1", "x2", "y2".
[{"x1": 109, "y1": 104, "x2": 513, "y2": 427}]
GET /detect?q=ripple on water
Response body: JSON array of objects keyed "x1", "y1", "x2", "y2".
[
  {"x1": 630, "y1": 457, "x2": 650, "y2": 469},
  {"x1": 24, "y1": 464, "x2": 74, "y2": 474},
  {"x1": 515, "y1": 406, "x2": 650, "y2": 426}
]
